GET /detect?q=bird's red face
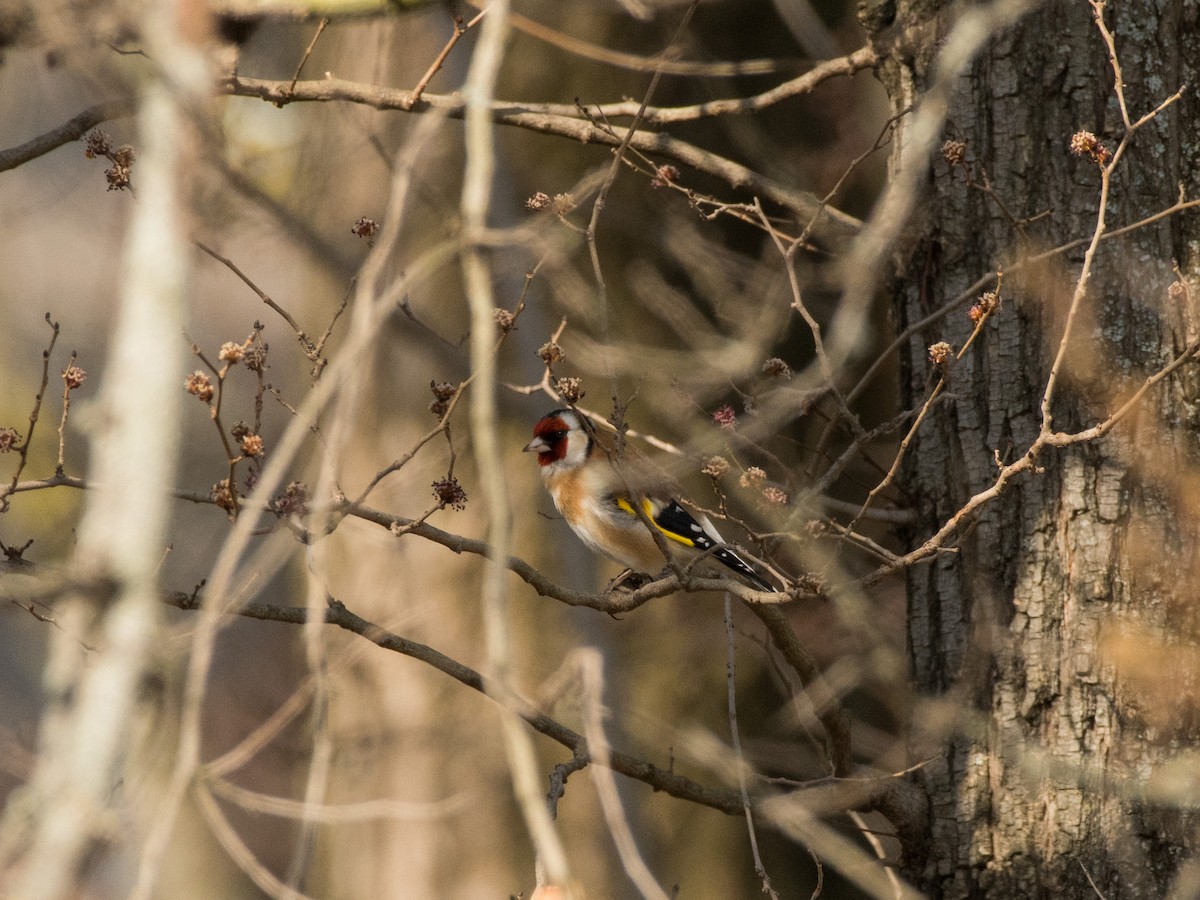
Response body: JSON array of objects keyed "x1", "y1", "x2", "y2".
[{"x1": 523, "y1": 413, "x2": 571, "y2": 466}]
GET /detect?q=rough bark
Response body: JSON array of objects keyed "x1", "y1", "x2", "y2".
[{"x1": 866, "y1": 0, "x2": 1200, "y2": 895}]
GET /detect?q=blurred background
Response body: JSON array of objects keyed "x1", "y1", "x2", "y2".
[{"x1": 0, "y1": 0, "x2": 908, "y2": 896}]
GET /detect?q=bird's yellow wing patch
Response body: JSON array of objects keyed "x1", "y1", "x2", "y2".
[{"x1": 614, "y1": 496, "x2": 699, "y2": 548}]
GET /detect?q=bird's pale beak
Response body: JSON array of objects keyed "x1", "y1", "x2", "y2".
[{"x1": 523, "y1": 436, "x2": 549, "y2": 453}]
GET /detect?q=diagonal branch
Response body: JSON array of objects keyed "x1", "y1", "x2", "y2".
[
  {"x1": 220, "y1": 75, "x2": 861, "y2": 248},
  {"x1": 0, "y1": 100, "x2": 133, "y2": 173},
  {"x1": 164, "y1": 591, "x2": 751, "y2": 816}
]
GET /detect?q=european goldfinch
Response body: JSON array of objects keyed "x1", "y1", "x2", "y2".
[{"x1": 524, "y1": 409, "x2": 776, "y2": 592}]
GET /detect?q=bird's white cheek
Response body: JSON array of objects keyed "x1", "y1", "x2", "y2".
[{"x1": 562, "y1": 430, "x2": 590, "y2": 467}]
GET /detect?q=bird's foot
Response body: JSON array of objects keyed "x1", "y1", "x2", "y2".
[{"x1": 607, "y1": 569, "x2": 651, "y2": 592}]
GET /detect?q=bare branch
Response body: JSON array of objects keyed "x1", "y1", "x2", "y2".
[
  {"x1": 220, "y1": 74, "x2": 862, "y2": 248},
  {"x1": 0, "y1": 100, "x2": 133, "y2": 172}
]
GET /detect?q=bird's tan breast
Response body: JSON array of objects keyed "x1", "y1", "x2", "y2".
[{"x1": 543, "y1": 465, "x2": 666, "y2": 571}]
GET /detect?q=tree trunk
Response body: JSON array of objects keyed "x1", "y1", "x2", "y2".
[{"x1": 867, "y1": 0, "x2": 1200, "y2": 895}]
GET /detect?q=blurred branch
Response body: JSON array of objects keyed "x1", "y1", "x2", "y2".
[
  {"x1": 835, "y1": 191, "x2": 1200, "y2": 420},
  {"x1": 857, "y1": 4, "x2": 1194, "y2": 589},
  {"x1": 583, "y1": 45, "x2": 877, "y2": 124},
  {"x1": 479, "y1": 3, "x2": 801, "y2": 76},
  {"x1": 459, "y1": 3, "x2": 575, "y2": 891},
  {"x1": 193, "y1": 779, "x2": 320, "y2": 900},
  {"x1": 164, "y1": 591, "x2": 752, "y2": 815},
  {"x1": 155, "y1": 591, "x2": 918, "y2": 891},
  {"x1": 827, "y1": 0, "x2": 1038, "y2": 370},
  {"x1": 749, "y1": 604, "x2": 853, "y2": 777},
  {"x1": 584, "y1": 0, "x2": 699, "y2": 413},
  {"x1": 220, "y1": 75, "x2": 862, "y2": 247},
  {"x1": 571, "y1": 649, "x2": 671, "y2": 900},
  {"x1": 212, "y1": 0, "x2": 801, "y2": 76},
  {"x1": 210, "y1": 0, "x2": 448, "y2": 15},
  {"x1": 725, "y1": 594, "x2": 780, "y2": 898},
  {"x1": 212, "y1": 159, "x2": 357, "y2": 276},
  {"x1": 402, "y1": 8, "x2": 488, "y2": 110},
  {"x1": 760, "y1": 789, "x2": 924, "y2": 900},
  {"x1": 204, "y1": 774, "x2": 469, "y2": 823},
  {"x1": 863, "y1": 334, "x2": 1200, "y2": 587},
  {"x1": 3, "y1": 10, "x2": 199, "y2": 896},
  {"x1": 0, "y1": 100, "x2": 132, "y2": 173}
]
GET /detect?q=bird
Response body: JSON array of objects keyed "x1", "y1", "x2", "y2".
[{"x1": 523, "y1": 408, "x2": 776, "y2": 592}]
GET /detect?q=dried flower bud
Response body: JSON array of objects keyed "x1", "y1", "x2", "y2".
[
  {"x1": 1069, "y1": 130, "x2": 1110, "y2": 165},
  {"x1": 804, "y1": 519, "x2": 827, "y2": 538},
  {"x1": 1069, "y1": 130, "x2": 1097, "y2": 156},
  {"x1": 271, "y1": 481, "x2": 308, "y2": 517},
  {"x1": 62, "y1": 365, "x2": 87, "y2": 390},
  {"x1": 555, "y1": 376, "x2": 584, "y2": 403},
  {"x1": 702, "y1": 456, "x2": 730, "y2": 478},
  {"x1": 432, "y1": 476, "x2": 468, "y2": 511},
  {"x1": 941, "y1": 139, "x2": 967, "y2": 166},
  {"x1": 1169, "y1": 280, "x2": 1189, "y2": 303},
  {"x1": 1069, "y1": 130, "x2": 1098, "y2": 155},
  {"x1": 83, "y1": 132, "x2": 136, "y2": 190},
  {"x1": 243, "y1": 343, "x2": 268, "y2": 372},
  {"x1": 429, "y1": 381, "x2": 456, "y2": 417},
  {"x1": 0, "y1": 427, "x2": 20, "y2": 453},
  {"x1": 928, "y1": 341, "x2": 953, "y2": 366},
  {"x1": 211, "y1": 477, "x2": 237, "y2": 514},
  {"x1": 650, "y1": 164, "x2": 680, "y2": 188},
  {"x1": 83, "y1": 130, "x2": 113, "y2": 159},
  {"x1": 968, "y1": 290, "x2": 1001, "y2": 324},
  {"x1": 739, "y1": 466, "x2": 766, "y2": 489},
  {"x1": 185, "y1": 371, "x2": 215, "y2": 403},
  {"x1": 351, "y1": 216, "x2": 379, "y2": 239},
  {"x1": 493, "y1": 308, "x2": 516, "y2": 334},
  {"x1": 712, "y1": 405, "x2": 737, "y2": 430},
  {"x1": 761, "y1": 357, "x2": 792, "y2": 379},
  {"x1": 761, "y1": 485, "x2": 789, "y2": 506},
  {"x1": 230, "y1": 420, "x2": 250, "y2": 440},
  {"x1": 219, "y1": 341, "x2": 244, "y2": 364},
  {"x1": 537, "y1": 340, "x2": 565, "y2": 366},
  {"x1": 106, "y1": 162, "x2": 132, "y2": 191},
  {"x1": 551, "y1": 193, "x2": 577, "y2": 215},
  {"x1": 525, "y1": 191, "x2": 552, "y2": 211},
  {"x1": 240, "y1": 433, "x2": 265, "y2": 457}
]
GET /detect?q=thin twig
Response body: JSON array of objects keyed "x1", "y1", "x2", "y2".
[
  {"x1": 194, "y1": 240, "x2": 316, "y2": 356},
  {"x1": 0, "y1": 315, "x2": 60, "y2": 511},
  {"x1": 403, "y1": 9, "x2": 488, "y2": 110},
  {"x1": 848, "y1": 275, "x2": 1002, "y2": 534},
  {"x1": 480, "y1": 3, "x2": 797, "y2": 77},
  {"x1": 725, "y1": 594, "x2": 780, "y2": 899},
  {"x1": 220, "y1": 74, "x2": 862, "y2": 247},
  {"x1": 287, "y1": 17, "x2": 329, "y2": 95},
  {"x1": 584, "y1": 0, "x2": 700, "y2": 415},
  {"x1": 55, "y1": 352, "x2": 79, "y2": 476},
  {"x1": 575, "y1": 650, "x2": 671, "y2": 900},
  {"x1": 160, "y1": 591, "x2": 752, "y2": 815},
  {"x1": 0, "y1": 100, "x2": 133, "y2": 172}
]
